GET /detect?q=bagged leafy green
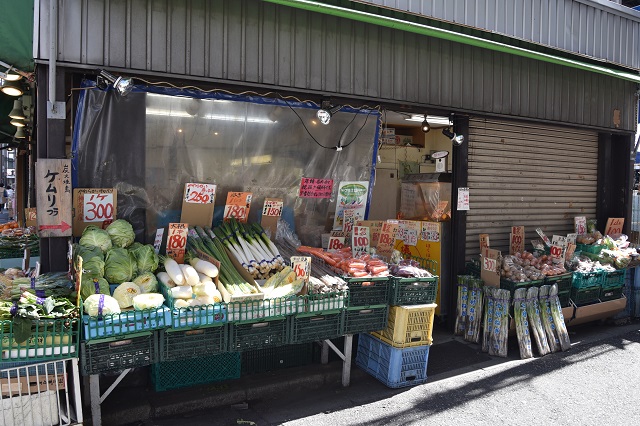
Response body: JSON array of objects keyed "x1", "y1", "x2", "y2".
[
  {"x1": 131, "y1": 244, "x2": 159, "y2": 273},
  {"x1": 104, "y1": 247, "x2": 137, "y2": 284},
  {"x1": 79, "y1": 226, "x2": 113, "y2": 253},
  {"x1": 106, "y1": 219, "x2": 135, "y2": 248},
  {"x1": 80, "y1": 276, "x2": 110, "y2": 301}
]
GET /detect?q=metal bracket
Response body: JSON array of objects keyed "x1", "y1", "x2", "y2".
[{"x1": 47, "y1": 101, "x2": 66, "y2": 119}]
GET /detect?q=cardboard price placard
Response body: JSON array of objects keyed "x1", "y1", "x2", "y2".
[
  {"x1": 261, "y1": 198, "x2": 283, "y2": 236},
  {"x1": 549, "y1": 245, "x2": 564, "y2": 259},
  {"x1": 181, "y1": 183, "x2": 216, "y2": 227},
  {"x1": 551, "y1": 235, "x2": 568, "y2": 249},
  {"x1": 566, "y1": 233, "x2": 578, "y2": 245},
  {"x1": 574, "y1": 216, "x2": 587, "y2": 235},
  {"x1": 224, "y1": 192, "x2": 252, "y2": 223},
  {"x1": 36, "y1": 159, "x2": 73, "y2": 238},
  {"x1": 352, "y1": 226, "x2": 370, "y2": 257},
  {"x1": 604, "y1": 218, "x2": 624, "y2": 236},
  {"x1": 355, "y1": 220, "x2": 383, "y2": 247},
  {"x1": 166, "y1": 223, "x2": 188, "y2": 263},
  {"x1": 290, "y1": 256, "x2": 311, "y2": 282},
  {"x1": 377, "y1": 221, "x2": 398, "y2": 258},
  {"x1": 398, "y1": 221, "x2": 420, "y2": 246},
  {"x1": 480, "y1": 248, "x2": 501, "y2": 288},
  {"x1": 482, "y1": 256, "x2": 498, "y2": 273},
  {"x1": 327, "y1": 230, "x2": 346, "y2": 252},
  {"x1": 536, "y1": 228, "x2": 552, "y2": 247},
  {"x1": 479, "y1": 234, "x2": 490, "y2": 250},
  {"x1": 565, "y1": 243, "x2": 577, "y2": 262},
  {"x1": 343, "y1": 209, "x2": 356, "y2": 237},
  {"x1": 73, "y1": 188, "x2": 117, "y2": 236},
  {"x1": 509, "y1": 226, "x2": 525, "y2": 254},
  {"x1": 184, "y1": 183, "x2": 216, "y2": 204},
  {"x1": 25, "y1": 208, "x2": 37, "y2": 228}
]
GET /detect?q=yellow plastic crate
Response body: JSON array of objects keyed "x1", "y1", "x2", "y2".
[{"x1": 371, "y1": 304, "x2": 435, "y2": 348}]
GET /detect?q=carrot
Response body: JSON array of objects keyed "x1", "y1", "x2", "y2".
[
  {"x1": 368, "y1": 265, "x2": 388, "y2": 275},
  {"x1": 350, "y1": 270, "x2": 369, "y2": 278}
]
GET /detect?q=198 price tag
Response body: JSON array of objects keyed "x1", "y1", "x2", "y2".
[{"x1": 83, "y1": 193, "x2": 114, "y2": 223}]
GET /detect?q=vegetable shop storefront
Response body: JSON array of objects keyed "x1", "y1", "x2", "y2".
[{"x1": 19, "y1": 0, "x2": 640, "y2": 424}]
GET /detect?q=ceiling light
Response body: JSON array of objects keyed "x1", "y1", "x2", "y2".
[
  {"x1": 10, "y1": 118, "x2": 25, "y2": 127},
  {"x1": 97, "y1": 69, "x2": 134, "y2": 96},
  {"x1": 14, "y1": 128, "x2": 25, "y2": 139},
  {"x1": 406, "y1": 114, "x2": 452, "y2": 127},
  {"x1": 9, "y1": 99, "x2": 25, "y2": 120},
  {"x1": 421, "y1": 115, "x2": 431, "y2": 133},
  {"x1": 3, "y1": 70, "x2": 21, "y2": 81},
  {"x1": 0, "y1": 80, "x2": 23, "y2": 97},
  {"x1": 316, "y1": 101, "x2": 342, "y2": 125},
  {"x1": 145, "y1": 108, "x2": 276, "y2": 123}
]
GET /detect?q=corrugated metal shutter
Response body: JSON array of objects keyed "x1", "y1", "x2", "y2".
[{"x1": 466, "y1": 118, "x2": 599, "y2": 258}]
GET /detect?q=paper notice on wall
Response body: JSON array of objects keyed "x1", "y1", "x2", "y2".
[
  {"x1": 457, "y1": 187, "x2": 470, "y2": 210},
  {"x1": 400, "y1": 183, "x2": 417, "y2": 218}
]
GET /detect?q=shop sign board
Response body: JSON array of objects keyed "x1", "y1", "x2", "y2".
[
  {"x1": 509, "y1": 226, "x2": 525, "y2": 254},
  {"x1": 72, "y1": 188, "x2": 117, "y2": 237},
  {"x1": 333, "y1": 181, "x2": 369, "y2": 230},
  {"x1": 223, "y1": 192, "x2": 252, "y2": 223},
  {"x1": 261, "y1": 198, "x2": 283, "y2": 236},
  {"x1": 299, "y1": 177, "x2": 333, "y2": 198},
  {"x1": 352, "y1": 226, "x2": 370, "y2": 257},
  {"x1": 166, "y1": 223, "x2": 188, "y2": 263},
  {"x1": 604, "y1": 218, "x2": 624, "y2": 236},
  {"x1": 36, "y1": 159, "x2": 72, "y2": 237},
  {"x1": 181, "y1": 183, "x2": 216, "y2": 227}
]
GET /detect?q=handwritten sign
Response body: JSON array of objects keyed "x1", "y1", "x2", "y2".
[
  {"x1": 604, "y1": 218, "x2": 624, "y2": 236},
  {"x1": 153, "y1": 228, "x2": 164, "y2": 254},
  {"x1": 482, "y1": 256, "x2": 497, "y2": 273},
  {"x1": 551, "y1": 235, "x2": 568, "y2": 249},
  {"x1": 290, "y1": 256, "x2": 311, "y2": 283},
  {"x1": 399, "y1": 221, "x2": 420, "y2": 246},
  {"x1": 355, "y1": 220, "x2": 383, "y2": 247},
  {"x1": 73, "y1": 188, "x2": 117, "y2": 236},
  {"x1": 574, "y1": 216, "x2": 587, "y2": 235},
  {"x1": 566, "y1": 233, "x2": 578, "y2": 245},
  {"x1": 536, "y1": 228, "x2": 551, "y2": 247},
  {"x1": 224, "y1": 192, "x2": 252, "y2": 223},
  {"x1": 421, "y1": 222, "x2": 440, "y2": 242},
  {"x1": 510, "y1": 226, "x2": 525, "y2": 255},
  {"x1": 327, "y1": 231, "x2": 346, "y2": 252},
  {"x1": 377, "y1": 221, "x2": 398, "y2": 258},
  {"x1": 25, "y1": 208, "x2": 37, "y2": 227},
  {"x1": 166, "y1": 223, "x2": 188, "y2": 263},
  {"x1": 479, "y1": 234, "x2": 490, "y2": 250},
  {"x1": 185, "y1": 183, "x2": 216, "y2": 204},
  {"x1": 36, "y1": 159, "x2": 72, "y2": 237},
  {"x1": 352, "y1": 226, "x2": 370, "y2": 257},
  {"x1": 549, "y1": 244, "x2": 564, "y2": 259},
  {"x1": 262, "y1": 200, "x2": 283, "y2": 217},
  {"x1": 400, "y1": 184, "x2": 418, "y2": 218},
  {"x1": 83, "y1": 193, "x2": 114, "y2": 223},
  {"x1": 457, "y1": 187, "x2": 470, "y2": 210},
  {"x1": 343, "y1": 209, "x2": 356, "y2": 237},
  {"x1": 299, "y1": 177, "x2": 334, "y2": 199}
]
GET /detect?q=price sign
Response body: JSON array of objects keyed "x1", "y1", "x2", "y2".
[
  {"x1": 153, "y1": 228, "x2": 164, "y2": 254},
  {"x1": 574, "y1": 216, "x2": 587, "y2": 235},
  {"x1": 166, "y1": 223, "x2": 188, "y2": 263},
  {"x1": 536, "y1": 228, "x2": 552, "y2": 247},
  {"x1": 290, "y1": 256, "x2": 311, "y2": 283},
  {"x1": 399, "y1": 221, "x2": 420, "y2": 246},
  {"x1": 352, "y1": 226, "x2": 370, "y2": 257},
  {"x1": 604, "y1": 218, "x2": 624, "y2": 236},
  {"x1": 479, "y1": 234, "x2": 490, "y2": 250},
  {"x1": 549, "y1": 245, "x2": 564, "y2": 259},
  {"x1": 83, "y1": 193, "x2": 114, "y2": 223},
  {"x1": 25, "y1": 208, "x2": 37, "y2": 227},
  {"x1": 457, "y1": 187, "x2": 470, "y2": 211},
  {"x1": 420, "y1": 222, "x2": 440, "y2": 242},
  {"x1": 565, "y1": 243, "x2": 577, "y2": 262},
  {"x1": 566, "y1": 233, "x2": 578, "y2": 245},
  {"x1": 551, "y1": 235, "x2": 568, "y2": 249},
  {"x1": 510, "y1": 226, "x2": 525, "y2": 254},
  {"x1": 482, "y1": 256, "x2": 497, "y2": 273},
  {"x1": 327, "y1": 231, "x2": 346, "y2": 253},
  {"x1": 224, "y1": 192, "x2": 252, "y2": 223},
  {"x1": 184, "y1": 183, "x2": 216, "y2": 204},
  {"x1": 262, "y1": 200, "x2": 283, "y2": 217},
  {"x1": 343, "y1": 209, "x2": 356, "y2": 237}
]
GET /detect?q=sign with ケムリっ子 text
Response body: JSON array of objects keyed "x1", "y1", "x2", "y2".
[{"x1": 36, "y1": 159, "x2": 72, "y2": 237}]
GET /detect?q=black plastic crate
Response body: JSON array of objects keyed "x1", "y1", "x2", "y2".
[
  {"x1": 571, "y1": 286, "x2": 601, "y2": 306},
  {"x1": 159, "y1": 324, "x2": 227, "y2": 362},
  {"x1": 151, "y1": 352, "x2": 240, "y2": 392},
  {"x1": 80, "y1": 331, "x2": 157, "y2": 375},
  {"x1": 558, "y1": 291, "x2": 571, "y2": 308},
  {"x1": 343, "y1": 276, "x2": 391, "y2": 307},
  {"x1": 290, "y1": 312, "x2": 343, "y2": 343},
  {"x1": 228, "y1": 319, "x2": 289, "y2": 352},
  {"x1": 343, "y1": 305, "x2": 389, "y2": 335},
  {"x1": 241, "y1": 343, "x2": 313, "y2": 375},
  {"x1": 600, "y1": 285, "x2": 624, "y2": 302},
  {"x1": 390, "y1": 277, "x2": 439, "y2": 305},
  {"x1": 544, "y1": 273, "x2": 573, "y2": 293},
  {"x1": 500, "y1": 278, "x2": 543, "y2": 298}
]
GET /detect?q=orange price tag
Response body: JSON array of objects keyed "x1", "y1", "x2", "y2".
[
  {"x1": 166, "y1": 223, "x2": 188, "y2": 263},
  {"x1": 224, "y1": 192, "x2": 252, "y2": 223}
]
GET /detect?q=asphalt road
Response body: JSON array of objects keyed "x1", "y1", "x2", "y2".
[{"x1": 143, "y1": 322, "x2": 640, "y2": 426}]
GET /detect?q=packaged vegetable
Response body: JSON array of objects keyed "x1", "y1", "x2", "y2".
[
  {"x1": 112, "y1": 282, "x2": 141, "y2": 309},
  {"x1": 132, "y1": 293, "x2": 165, "y2": 310},
  {"x1": 84, "y1": 294, "x2": 121, "y2": 317}
]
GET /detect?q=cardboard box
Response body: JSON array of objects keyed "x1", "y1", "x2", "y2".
[
  {"x1": 566, "y1": 295, "x2": 627, "y2": 327},
  {"x1": 1, "y1": 374, "x2": 66, "y2": 397},
  {"x1": 480, "y1": 248, "x2": 501, "y2": 288}
]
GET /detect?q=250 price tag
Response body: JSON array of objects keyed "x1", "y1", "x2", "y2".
[
  {"x1": 83, "y1": 193, "x2": 114, "y2": 223},
  {"x1": 185, "y1": 183, "x2": 216, "y2": 204}
]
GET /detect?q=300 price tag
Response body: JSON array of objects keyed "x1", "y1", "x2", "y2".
[
  {"x1": 83, "y1": 193, "x2": 114, "y2": 223},
  {"x1": 185, "y1": 183, "x2": 216, "y2": 204},
  {"x1": 482, "y1": 256, "x2": 497, "y2": 273}
]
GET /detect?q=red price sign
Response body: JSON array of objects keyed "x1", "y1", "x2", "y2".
[
  {"x1": 574, "y1": 217, "x2": 587, "y2": 235},
  {"x1": 167, "y1": 223, "x2": 188, "y2": 263},
  {"x1": 83, "y1": 193, "x2": 114, "y2": 223},
  {"x1": 352, "y1": 226, "x2": 370, "y2": 257},
  {"x1": 224, "y1": 192, "x2": 252, "y2": 223},
  {"x1": 482, "y1": 256, "x2": 497, "y2": 273},
  {"x1": 290, "y1": 256, "x2": 311, "y2": 282},
  {"x1": 26, "y1": 208, "x2": 37, "y2": 222},
  {"x1": 327, "y1": 236, "x2": 345, "y2": 252},
  {"x1": 604, "y1": 218, "x2": 624, "y2": 236},
  {"x1": 262, "y1": 200, "x2": 283, "y2": 217},
  {"x1": 185, "y1": 183, "x2": 216, "y2": 204},
  {"x1": 549, "y1": 245, "x2": 564, "y2": 259}
]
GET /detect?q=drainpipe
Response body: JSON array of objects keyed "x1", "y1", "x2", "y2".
[
  {"x1": 47, "y1": 0, "x2": 64, "y2": 120},
  {"x1": 263, "y1": 0, "x2": 640, "y2": 84}
]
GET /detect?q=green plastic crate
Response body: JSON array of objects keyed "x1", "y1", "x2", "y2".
[
  {"x1": 228, "y1": 319, "x2": 289, "y2": 352},
  {"x1": 80, "y1": 331, "x2": 157, "y2": 375},
  {"x1": 570, "y1": 286, "x2": 601, "y2": 306},
  {"x1": 343, "y1": 305, "x2": 389, "y2": 335},
  {"x1": 572, "y1": 271, "x2": 603, "y2": 289},
  {"x1": 226, "y1": 296, "x2": 303, "y2": 323},
  {"x1": 159, "y1": 324, "x2": 227, "y2": 362},
  {"x1": 576, "y1": 244, "x2": 604, "y2": 255},
  {"x1": 241, "y1": 343, "x2": 313, "y2": 375},
  {"x1": 600, "y1": 286, "x2": 624, "y2": 302},
  {"x1": 290, "y1": 312, "x2": 343, "y2": 343},
  {"x1": 159, "y1": 281, "x2": 227, "y2": 329},
  {"x1": 408, "y1": 256, "x2": 438, "y2": 275},
  {"x1": 390, "y1": 276, "x2": 439, "y2": 305},
  {"x1": 151, "y1": 352, "x2": 240, "y2": 392},
  {"x1": 499, "y1": 278, "x2": 544, "y2": 297},
  {"x1": 558, "y1": 291, "x2": 571, "y2": 308},
  {"x1": 602, "y1": 269, "x2": 626, "y2": 289},
  {"x1": 544, "y1": 273, "x2": 573, "y2": 293},
  {"x1": 0, "y1": 318, "x2": 78, "y2": 363},
  {"x1": 302, "y1": 290, "x2": 348, "y2": 314},
  {"x1": 343, "y1": 276, "x2": 391, "y2": 307}
]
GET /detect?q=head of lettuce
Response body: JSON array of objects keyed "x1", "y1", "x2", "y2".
[
  {"x1": 106, "y1": 219, "x2": 136, "y2": 248},
  {"x1": 104, "y1": 248, "x2": 137, "y2": 284}
]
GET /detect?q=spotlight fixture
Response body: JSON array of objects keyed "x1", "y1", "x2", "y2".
[
  {"x1": 14, "y1": 127, "x2": 25, "y2": 139},
  {"x1": 421, "y1": 115, "x2": 431, "y2": 133},
  {"x1": 3, "y1": 71, "x2": 22, "y2": 81},
  {"x1": 97, "y1": 69, "x2": 134, "y2": 96},
  {"x1": 442, "y1": 127, "x2": 465, "y2": 146},
  {"x1": 9, "y1": 99, "x2": 25, "y2": 119},
  {"x1": 0, "y1": 79, "x2": 23, "y2": 97},
  {"x1": 316, "y1": 101, "x2": 342, "y2": 125},
  {"x1": 10, "y1": 118, "x2": 25, "y2": 127}
]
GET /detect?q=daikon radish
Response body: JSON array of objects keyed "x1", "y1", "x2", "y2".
[
  {"x1": 179, "y1": 264, "x2": 200, "y2": 286},
  {"x1": 163, "y1": 257, "x2": 185, "y2": 285},
  {"x1": 189, "y1": 258, "x2": 219, "y2": 278}
]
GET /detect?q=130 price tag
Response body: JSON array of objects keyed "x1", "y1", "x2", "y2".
[
  {"x1": 352, "y1": 226, "x2": 370, "y2": 257},
  {"x1": 185, "y1": 183, "x2": 216, "y2": 204},
  {"x1": 290, "y1": 256, "x2": 311, "y2": 283},
  {"x1": 83, "y1": 193, "x2": 114, "y2": 223},
  {"x1": 166, "y1": 223, "x2": 188, "y2": 263}
]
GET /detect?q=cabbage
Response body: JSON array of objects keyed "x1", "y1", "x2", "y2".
[
  {"x1": 106, "y1": 219, "x2": 135, "y2": 248},
  {"x1": 74, "y1": 244, "x2": 104, "y2": 263},
  {"x1": 130, "y1": 244, "x2": 159, "y2": 273},
  {"x1": 80, "y1": 277, "x2": 110, "y2": 301},
  {"x1": 82, "y1": 257, "x2": 105, "y2": 278},
  {"x1": 84, "y1": 294, "x2": 121, "y2": 317},
  {"x1": 79, "y1": 226, "x2": 112, "y2": 253},
  {"x1": 104, "y1": 248, "x2": 137, "y2": 284},
  {"x1": 112, "y1": 282, "x2": 141, "y2": 309},
  {"x1": 133, "y1": 272, "x2": 158, "y2": 293},
  {"x1": 132, "y1": 293, "x2": 165, "y2": 310}
]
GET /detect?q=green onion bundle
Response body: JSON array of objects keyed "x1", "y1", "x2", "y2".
[
  {"x1": 464, "y1": 279, "x2": 483, "y2": 344},
  {"x1": 526, "y1": 286, "x2": 550, "y2": 356},
  {"x1": 549, "y1": 284, "x2": 571, "y2": 351},
  {"x1": 482, "y1": 286, "x2": 495, "y2": 353},
  {"x1": 489, "y1": 288, "x2": 510, "y2": 358},
  {"x1": 538, "y1": 285, "x2": 560, "y2": 353},
  {"x1": 513, "y1": 288, "x2": 533, "y2": 359},
  {"x1": 455, "y1": 276, "x2": 469, "y2": 336}
]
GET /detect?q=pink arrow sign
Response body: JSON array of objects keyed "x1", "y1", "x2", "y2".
[{"x1": 39, "y1": 221, "x2": 71, "y2": 233}]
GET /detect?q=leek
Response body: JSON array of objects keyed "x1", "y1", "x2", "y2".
[
  {"x1": 514, "y1": 287, "x2": 533, "y2": 359},
  {"x1": 526, "y1": 286, "x2": 550, "y2": 356}
]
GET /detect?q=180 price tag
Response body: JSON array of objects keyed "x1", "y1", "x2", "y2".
[
  {"x1": 167, "y1": 223, "x2": 188, "y2": 263},
  {"x1": 83, "y1": 193, "x2": 114, "y2": 223},
  {"x1": 224, "y1": 192, "x2": 252, "y2": 223},
  {"x1": 224, "y1": 205, "x2": 248, "y2": 222}
]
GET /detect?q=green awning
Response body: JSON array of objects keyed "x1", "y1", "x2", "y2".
[{"x1": 0, "y1": 0, "x2": 34, "y2": 72}]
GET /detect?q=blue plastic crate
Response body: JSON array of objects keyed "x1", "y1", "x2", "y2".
[
  {"x1": 159, "y1": 281, "x2": 227, "y2": 329},
  {"x1": 355, "y1": 333, "x2": 430, "y2": 388},
  {"x1": 82, "y1": 306, "x2": 172, "y2": 340}
]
